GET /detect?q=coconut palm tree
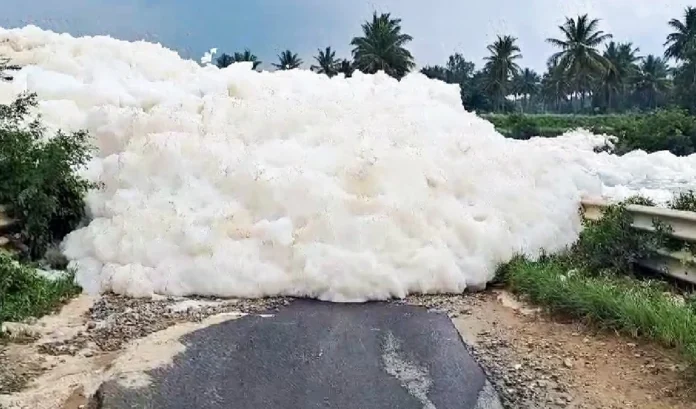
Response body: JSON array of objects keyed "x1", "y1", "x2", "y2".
[
  {"x1": 546, "y1": 14, "x2": 613, "y2": 111},
  {"x1": 337, "y1": 59, "x2": 355, "y2": 78},
  {"x1": 541, "y1": 62, "x2": 569, "y2": 112},
  {"x1": 216, "y1": 50, "x2": 262, "y2": 70},
  {"x1": 514, "y1": 68, "x2": 541, "y2": 112},
  {"x1": 634, "y1": 55, "x2": 670, "y2": 109},
  {"x1": 484, "y1": 35, "x2": 522, "y2": 111},
  {"x1": 232, "y1": 49, "x2": 262, "y2": 70},
  {"x1": 215, "y1": 53, "x2": 235, "y2": 69},
  {"x1": 600, "y1": 42, "x2": 640, "y2": 111},
  {"x1": 311, "y1": 47, "x2": 339, "y2": 77},
  {"x1": 350, "y1": 12, "x2": 415, "y2": 79},
  {"x1": 273, "y1": 50, "x2": 303, "y2": 70},
  {"x1": 665, "y1": 7, "x2": 696, "y2": 61}
]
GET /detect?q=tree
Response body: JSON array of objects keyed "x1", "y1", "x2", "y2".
[
  {"x1": 665, "y1": 7, "x2": 696, "y2": 61},
  {"x1": 215, "y1": 53, "x2": 235, "y2": 69},
  {"x1": 513, "y1": 68, "x2": 541, "y2": 112},
  {"x1": 311, "y1": 47, "x2": 339, "y2": 77},
  {"x1": 351, "y1": 12, "x2": 415, "y2": 79},
  {"x1": 420, "y1": 65, "x2": 449, "y2": 82},
  {"x1": 273, "y1": 50, "x2": 302, "y2": 70},
  {"x1": 446, "y1": 53, "x2": 475, "y2": 84},
  {"x1": 634, "y1": 55, "x2": 670, "y2": 110},
  {"x1": 337, "y1": 59, "x2": 355, "y2": 78},
  {"x1": 599, "y1": 42, "x2": 640, "y2": 111},
  {"x1": 484, "y1": 35, "x2": 522, "y2": 111},
  {"x1": 541, "y1": 62, "x2": 569, "y2": 112},
  {"x1": 233, "y1": 49, "x2": 262, "y2": 70},
  {"x1": 0, "y1": 57, "x2": 20, "y2": 82},
  {"x1": 547, "y1": 14, "x2": 612, "y2": 111},
  {"x1": 216, "y1": 49, "x2": 262, "y2": 70}
]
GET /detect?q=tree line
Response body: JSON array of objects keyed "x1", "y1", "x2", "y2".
[{"x1": 214, "y1": 8, "x2": 696, "y2": 115}]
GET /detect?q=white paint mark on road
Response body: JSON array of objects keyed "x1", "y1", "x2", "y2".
[{"x1": 381, "y1": 332, "x2": 436, "y2": 409}]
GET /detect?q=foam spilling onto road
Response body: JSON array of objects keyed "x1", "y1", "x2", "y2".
[{"x1": 1, "y1": 26, "x2": 695, "y2": 301}]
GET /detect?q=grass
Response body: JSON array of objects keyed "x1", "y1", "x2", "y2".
[
  {"x1": 501, "y1": 256, "x2": 696, "y2": 365},
  {"x1": 0, "y1": 251, "x2": 80, "y2": 330}
]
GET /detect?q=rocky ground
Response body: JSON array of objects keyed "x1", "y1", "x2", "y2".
[
  {"x1": 407, "y1": 291, "x2": 696, "y2": 409},
  {"x1": 1, "y1": 291, "x2": 695, "y2": 409}
]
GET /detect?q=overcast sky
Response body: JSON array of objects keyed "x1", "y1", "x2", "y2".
[{"x1": 1, "y1": 0, "x2": 691, "y2": 72}]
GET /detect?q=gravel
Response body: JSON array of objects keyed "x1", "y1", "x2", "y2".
[
  {"x1": 37, "y1": 295, "x2": 288, "y2": 355},
  {"x1": 404, "y1": 293, "x2": 582, "y2": 409}
]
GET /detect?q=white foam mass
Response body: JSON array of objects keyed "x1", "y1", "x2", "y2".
[{"x1": 1, "y1": 26, "x2": 695, "y2": 301}]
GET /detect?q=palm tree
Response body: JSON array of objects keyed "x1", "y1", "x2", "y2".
[
  {"x1": 600, "y1": 42, "x2": 640, "y2": 111},
  {"x1": 541, "y1": 61, "x2": 569, "y2": 112},
  {"x1": 634, "y1": 55, "x2": 670, "y2": 109},
  {"x1": 216, "y1": 50, "x2": 262, "y2": 70},
  {"x1": 665, "y1": 7, "x2": 696, "y2": 61},
  {"x1": 311, "y1": 47, "x2": 339, "y2": 77},
  {"x1": 215, "y1": 53, "x2": 235, "y2": 69},
  {"x1": 232, "y1": 49, "x2": 262, "y2": 70},
  {"x1": 484, "y1": 35, "x2": 522, "y2": 111},
  {"x1": 546, "y1": 14, "x2": 613, "y2": 111},
  {"x1": 514, "y1": 68, "x2": 541, "y2": 112},
  {"x1": 337, "y1": 59, "x2": 355, "y2": 78},
  {"x1": 350, "y1": 12, "x2": 415, "y2": 79},
  {"x1": 273, "y1": 50, "x2": 302, "y2": 70}
]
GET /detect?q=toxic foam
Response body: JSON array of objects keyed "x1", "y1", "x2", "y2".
[{"x1": 1, "y1": 26, "x2": 694, "y2": 301}]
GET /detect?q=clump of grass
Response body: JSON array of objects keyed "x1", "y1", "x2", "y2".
[
  {"x1": 505, "y1": 257, "x2": 696, "y2": 363},
  {"x1": 0, "y1": 251, "x2": 80, "y2": 329}
]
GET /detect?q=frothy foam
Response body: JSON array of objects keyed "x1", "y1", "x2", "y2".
[{"x1": 1, "y1": 26, "x2": 694, "y2": 301}]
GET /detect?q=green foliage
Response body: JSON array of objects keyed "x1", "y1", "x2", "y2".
[
  {"x1": 351, "y1": 12, "x2": 415, "y2": 79},
  {"x1": 0, "y1": 93, "x2": 95, "y2": 258},
  {"x1": 273, "y1": 50, "x2": 302, "y2": 70},
  {"x1": 504, "y1": 257, "x2": 696, "y2": 364},
  {"x1": 0, "y1": 251, "x2": 80, "y2": 328},
  {"x1": 311, "y1": 47, "x2": 339, "y2": 77},
  {"x1": 612, "y1": 109, "x2": 696, "y2": 156},
  {"x1": 571, "y1": 202, "x2": 667, "y2": 274},
  {"x1": 671, "y1": 190, "x2": 696, "y2": 212},
  {"x1": 484, "y1": 111, "x2": 696, "y2": 156},
  {"x1": 216, "y1": 50, "x2": 262, "y2": 70}
]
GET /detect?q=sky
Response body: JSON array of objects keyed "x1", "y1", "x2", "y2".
[{"x1": 0, "y1": 0, "x2": 692, "y2": 72}]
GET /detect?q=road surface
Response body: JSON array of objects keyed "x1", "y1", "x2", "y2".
[{"x1": 92, "y1": 300, "x2": 500, "y2": 409}]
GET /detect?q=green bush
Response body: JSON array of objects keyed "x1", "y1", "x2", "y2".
[
  {"x1": 571, "y1": 200, "x2": 669, "y2": 274},
  {"x1": 0, "y1": 250, "x2": 80, "y2": 328},
  {"x1": 0, "y1": 93, "x2": 95, "y2": 258},
  {"x1": 670, "y1": 190, "x2": 696, "y2": 212},
  {"x1": 613, "y1": 109, "x2": 696, "y2": 156}
]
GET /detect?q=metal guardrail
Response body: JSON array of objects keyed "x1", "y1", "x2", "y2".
[{"x1": 581, "y1": 198, "x2": 696, "y2": 284}]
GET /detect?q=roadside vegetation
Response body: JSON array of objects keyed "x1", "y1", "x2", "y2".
[
  {"x1": 497, "y1": 192, "x2": 696, "y2": 367},
  {"x1": 483, "y1": 110, "x2": 696, "y2": 156},
  {"x1": 0, "y1": 58, "x2": 93, "y2": 331}
]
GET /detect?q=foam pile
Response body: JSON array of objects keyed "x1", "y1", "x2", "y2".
[{"x1": 1, "y1": 26, "x2": 695, "y2": 301}]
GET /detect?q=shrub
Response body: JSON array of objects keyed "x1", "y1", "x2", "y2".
[
  {"x1": 484, "y1": 111, "x2": 696, "y2": 156},
  {"x1": 0, "y1": 250, "x2": 80, "y2": 328},
  {"x1": 571, "y1": 201, "x2": 667, "y2": 274},
  {"x1": 0, "y1": 93, "x2": 96, "y2": 258},
  {"x1": 670, "y1": 190, "x2": 696, "y2": 212}
]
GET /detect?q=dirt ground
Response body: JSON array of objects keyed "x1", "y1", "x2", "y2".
[
  {"x1": 444, "y1": 291, "x2": 696, "y2": 409},
  {"x1": 1, "y1": 291, "x2": 695, "y2": 409}
]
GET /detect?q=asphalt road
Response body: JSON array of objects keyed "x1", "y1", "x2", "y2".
[{"x1": 93, "y1": 300, "x2": 501, "y2": 409}]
